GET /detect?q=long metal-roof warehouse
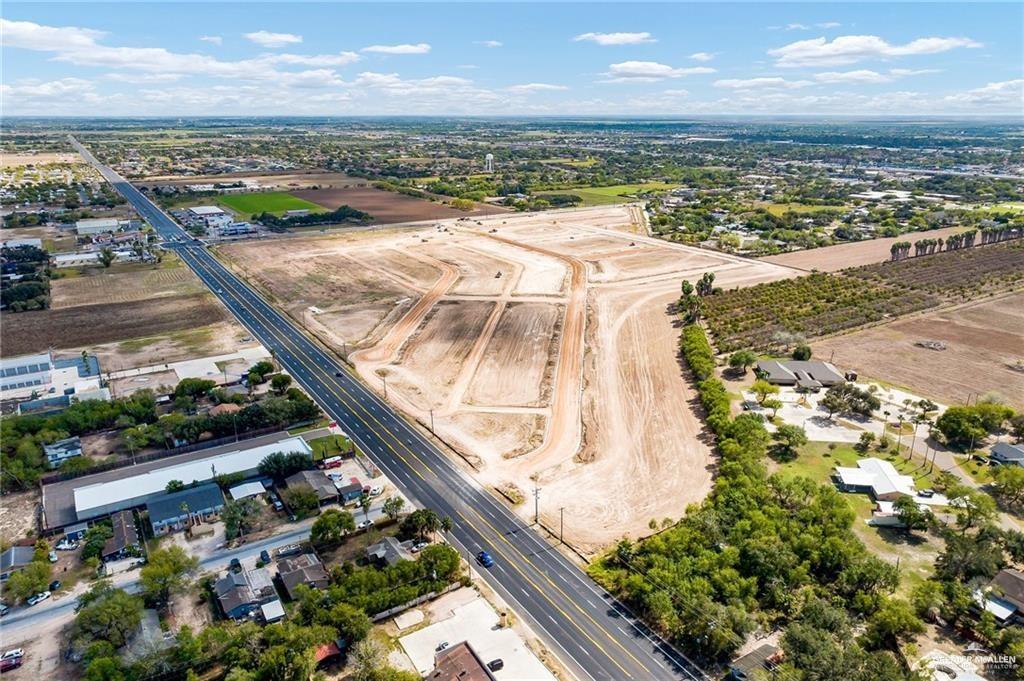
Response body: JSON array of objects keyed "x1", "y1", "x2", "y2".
[{"x1": 72, "y1": 436, "x2": 311, "y2": 521}]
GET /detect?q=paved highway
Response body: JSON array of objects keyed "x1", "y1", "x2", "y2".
[{"x1": 70, "y1": 137, "x2": 704, "y2": 681}]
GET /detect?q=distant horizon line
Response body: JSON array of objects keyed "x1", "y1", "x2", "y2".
[{"x1": 4, "y1": 114, "x2": 1023, "y2": 122}]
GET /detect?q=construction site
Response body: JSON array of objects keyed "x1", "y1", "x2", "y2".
[{"x1": 218, "y1": 205, "x2": 797, "y2": 552}]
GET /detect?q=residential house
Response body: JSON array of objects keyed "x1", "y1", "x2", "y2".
[
  {"x1": 228, "y1": 481, "x2": 267, "y2": 501},
  {"x1": 990, "y1": 443, "x2": 1024, "y2": 468},
  {"x1": 428, "y1": 641, "x2": 495, "y2": 681},
  {"x1": 0, "y1": 545, "x2": 36, "y2": 582},
  {"x1": 366, "y1": 536, "x2": 413, "y2": 567},
  {"x1": 755, "y1": 360, "x2": 846, "y2": 390},
  {"x1": 146, "y1": 483, "x2": 225, "y2": 535},
  {"x1": 215, "y1": 567, "x2": 279, "y2": 620},
  {"x1": 834, "y1": 458, "x2": 916, "y2": 501},
  {"x1": 337, "y1": 477, "x2": 364, "y2": 504},
  {"x1": 978, "y1": 569, "x2": 1024, "y2": 626},
  {"x1": 729, "y1": 643, "x2": 782, "y2": 680},
  {"x1": 102, "y1": 510, "x2": 141, "y2": 562},
  {"x1": 44, "y1": 436, "x2": 83, "y2": 467},
  {"x1": 285, "y1": 470, "x2": 338, "y2": 505},
  {"x1": 277, "y1": 553, "x2": 330, "y2": 599}
]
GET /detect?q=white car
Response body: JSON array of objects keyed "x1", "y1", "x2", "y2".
[
  {"x1": 410, "y1": 541, "x2": 430, "y2": 554},
  {"x1": 368, "y1": 486, "x2": 384, "y2": 497},
  {"x1": 357, "y1": 520, "x2": 373, "y2": 530},
  {"x1": 0, "y1": 650, "x2": 23, "y2": 661},
  {"x1": 26, "y1": 591, "x2": 50, "y2": 606},
  {"x1": 55, "y1": 540, "x2": 78, "y2": 551}
]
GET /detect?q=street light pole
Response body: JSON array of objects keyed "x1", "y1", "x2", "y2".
[
  {"x1": 382, "y1": 375, "x2": 388, "y2": 400},
  {"x1": 429, "y1": 408, "x2": 435, "y2": 433},
  {"x1": 560, "y1": 507, "x2": 564, "y2": 544},
  {"x1": 533, "y1": 480, "x2": 540, "y2": 526}
]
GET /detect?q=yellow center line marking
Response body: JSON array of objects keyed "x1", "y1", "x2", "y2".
[{"x1": 189, "y1": 250, "x2": 656, "y2": 676}]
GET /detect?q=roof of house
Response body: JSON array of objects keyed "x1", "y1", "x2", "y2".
[
  {"x1": 277, "y1": 553, "x2": 330, "y2": 598},
  {"x1": 730, "y1": 643, "x2": 781, "y2": 675},
  {"x1": 209, "y1": 403, "x2": 242, "y2": 416},
  {"x1": 228, "y1": 481, "x2": 267, "y2": 500},
  {"x1": 991, "y1": 569, "x2": 1024, "y2": 611},
  {"x1": 103, "y1": 510, "x2": 139, "y2": 558},
  {"x1": 992, "y1": 443, "x2": 1024, "y2": 462},
  {"x1": 366, "y1": 536, "x2": 413, "y2": 566},
  {"x1": 286, "y1": 470, "x2": 337, "y2": 501},
  {"x1": 44, "y1": 436, "x2": 82, "y2": 456},
  {"x1": 756, "y1": 360, "x2": 845, "y2": 385},
  {"x1": 146, "y1": 483, "x2": 225, "y2": 525},
  {"x1": 216, "y1": 567, "x2": 276, "y2": 616},
  {"x1": 0, "y1": 545, "x2": 36, "y2": 572},
  {"x1": 261, "y1": 599, "x2": 285, "y2": 622},
  {"x1": 835, "y1": 458, "x2": 916, "y2": 497},
  {"x1": 429, "y1": 641, "x2": 495, "y2": 681},
  {"x1": 336, "y1": 477, "x2": 362, "y2": 495},
  {"x1": 74, "y1": 436, "x2": 311, "y2": 517}
]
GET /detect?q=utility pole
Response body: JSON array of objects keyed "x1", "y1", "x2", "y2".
[
  {"x1": 382, "y1": 375, "x2": 387, "y2": 400},
  {"x1": 559, "y1": 507, "x2": 564, "y2": 544},
  {"x1": 429, "y1": 409, "x2": 434, "y2": 433},
  {"x1": 533, "y1": 480, "x2": 540, "y2": 525}
]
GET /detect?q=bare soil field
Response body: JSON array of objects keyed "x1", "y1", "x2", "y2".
[
  {"x1": 0, "y1": 490, "x2": 39, "y2": 542},
  {"x1": 762, "y1": 225, "x2": 972, "y2": 272},
  {"x1": 140, "y1": 170, "x2": 363, "y2": 187},
  {"x1": 1, "y1": 294, "x2": 230, "y2": 356},
  {"x1": 814, "y1": 292, "x2": 1024, "y2": 407},
  {"x1": 51, "y1": 261, "x2": 204, "y2": 308},
  {"x1": 292, "y1": 186, "x2": 507, "y2": 224},
  {"x1": 221, "y1": 205, "x2": 798, "y2": 552},
  {"x1": 1, "y1": 152, "x2": 80, "y2": 166}
]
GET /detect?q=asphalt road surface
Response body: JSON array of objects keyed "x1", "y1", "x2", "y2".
[{"x1": 70, "y1": 137, "x2": 705, "y2": 681}]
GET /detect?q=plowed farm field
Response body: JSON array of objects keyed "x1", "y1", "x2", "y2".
[{"x1": 219, "y1": 205, "x2": 798, "y2": 552}]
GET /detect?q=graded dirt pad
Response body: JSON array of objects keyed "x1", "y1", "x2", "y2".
[
  {"x1": 1, "y1": 152, "x2": 80, "y2": 166},
  {"x1": 1, "y1": 293, "x2": 231, "y2": 356},
  {"x1": 466, "y1": 303, "x2": 561, "y2": 407},
  {"x1": 140, "y1": 170, "x2": 364, "y2": 187},
  {"x1": 292, "y1": 186, "x2": 506, "y2": 224},
  {"x1": 222, "y1": 205, "x2": 798, "y2": 551},
  {"x1": 762, "y1": 225, "x2": 972, "y2": 272},
  {"x1": 814, "y1": 293, "x2": 1024, "y2": 408}
]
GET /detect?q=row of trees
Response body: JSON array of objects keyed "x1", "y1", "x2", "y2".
[
  {"x1": 253, "y1": 205, "x2": 371, "y2": 231},
  {"x1": 591, "y1": 324, "x2": 926, "y2": 677}
]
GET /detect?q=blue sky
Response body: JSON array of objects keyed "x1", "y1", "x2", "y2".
[{"x1": 2, "y1": 2, "x2": 1021, "y2": 116}]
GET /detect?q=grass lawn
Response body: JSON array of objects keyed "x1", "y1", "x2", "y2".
[
  {"x1": 288, "y1": 418, "x2": 330, "y2": 436},
  {"x1": 539, "y1": 182, "x2": 678, "y2": 206},
  {"x1": 307, "y1": 434, "x2": 353, "y2": 462},
  {"x1": 217, "y1": 191, "x2": 327, "y2": 217},
  {"x1": 777, "y1": 440, "x2": 943, "y2": 597},
  {"x1": 757, "y1": 202, "x2": 847, "y2": 217}
]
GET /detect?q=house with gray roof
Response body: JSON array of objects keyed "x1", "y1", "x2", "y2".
[
  {"x1": 0, "y1": 545, "x2": 36, "y2": 582},
  {"x1": 147, "y1": 483, "x2": 225, "y2": 535},
  {"x1": 366, "y1": 536, "x2": 413, "y2": 567},
  {"x1": 756, "y1": 360, "x2": 846, "y2": 390},
  {"x1": 991, "y1": 443, "x2": 1024, "y2": 468},
  {"x1": 215, "y1": 567, "x2": 279, "y2": 620},
  {"x1": 285, "y1": 470, "x2": 338, "y2": 505}
]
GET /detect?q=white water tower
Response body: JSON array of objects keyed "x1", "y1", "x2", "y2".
[{"x1": 484, "y1": 153, "x2": 494, "y2": 173}]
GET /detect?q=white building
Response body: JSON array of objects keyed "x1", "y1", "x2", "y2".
[
  {"x1": 0, "y1": 352, "x2": 53, "y2": 392},
  {"x1": 72, "y1": 436, "x2": 313, "y2": 521},
  {"x1": 52, "y1": 249, "x2": 140, "y2": 268},
  {"x1": 1, "y1": 238, "x2": 43, "y2": 249},
  {"x1": 187, "y1": 206, "x2": 233, "y2": 230},
  {"x1": 75, "y1": 218, "x2": 140, "y2": 236}
]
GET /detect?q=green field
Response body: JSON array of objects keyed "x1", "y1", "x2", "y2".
[
  {"x1": 308, "y1": 434, "x2": 353, "y2": 461},
  {"x1": 216, "y1": 191, "x2": 327, "y2": 216},
  {"x1": 758, "y1": 202, "x2": 847, "y2": 217},
  {"x1": 984, "y1": 202, "x2": 1024, "y2": 214},
  {"x1": 540, "y1": 182, "x2": 677, "y2": 206}
]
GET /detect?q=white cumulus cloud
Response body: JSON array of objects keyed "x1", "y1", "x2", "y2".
[
  {"x1": 689, "y1": 52, "x2": 714, "y2": 62},
  {"x1": 714, "y1": 77, "x2": 813, "y2": 90},
  {"x1": 361, "y1": 43, "x2": 431, "y2": 55},
  {"x1": 474, "y1": 40, "x2": 502, "y2": 48},
  {"x1": 769, "y1": 34, "x2": 982, "y2": 67},
  {"x1": 243, "y1": 30, "x2": 302, "y2": 48},
  {"x1": 603, "y1": 61, "x2": 715, "y2": 82},
  {"x1": 574, "y1": 32, "x2": 656, "y2": 46},
  {"x1": 507, "y1": 83, "x2": 569, "y2": 93},
  {"x1": 199, "y1": 35, "x2": 222, "y2": 46}
]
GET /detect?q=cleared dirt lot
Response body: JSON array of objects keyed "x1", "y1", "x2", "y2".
[
  {"x1": 221, "y1": 205, "x2": 798, "y2": 552},
  {"x1": 51, "y1": 261, "x2": 204, "y2": 308},
  {"x1": 814, "y1": 292, "x2": 1024, "y2": 408},
  {"x1": 761, "y1": 225, "x2": 971, "y2": 272},
  {"x1": 292, "y1": 186, "x2": 507, "y2": 224}
]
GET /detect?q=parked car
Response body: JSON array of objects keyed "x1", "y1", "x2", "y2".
[
  {"x1": 476, "y1": 551, "x2": 494, "y2": 568},
  {"x1": 55, "y1": 539, "x2": 78, "y2": 551},
  {"x1": 487, "y1": 659, "x2": 504, "y2": 672},
  {"x1": 47, "y1": 550, "x2": 58, "y2": 563},
  {"x1": 26, "y1": 591, "x2": 50, "y2": 606},
  {"x1": 919, "y1": 489, "x2": 935, "y2": 498},
  {"x1": 0, "y1": 605, "x2": 9, "y2": 618},
  {"x1": 229, "y1": 558, "x2": 242, "y2": 573},
  {"x1": 276, "y1": 544, "x2": 301, "y2": 557},
  {"x1": 49, "y1": 580, "x2": 61, "y2": 592},
  {"x1": 367, "y1": 485, "x2": 384, "y2": 497},
  {"x1": 357, "y1": 520, "x2": 373, "y2": 530},
  {"x1": 0, "y1": 651, "x2": 22, "y2": 662},
  {"x1": 410, "y1": 541, "x2": 429, "y2": 554},
  {"x1": 259, "y1": 550, "x2": 271, "y2": 564},
  {"x1": 435, "y1": 642, "x2": 450, "y2": 652},
  {"x1": 0, "y1": 657, "x2": 22, "y2": 673}
]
